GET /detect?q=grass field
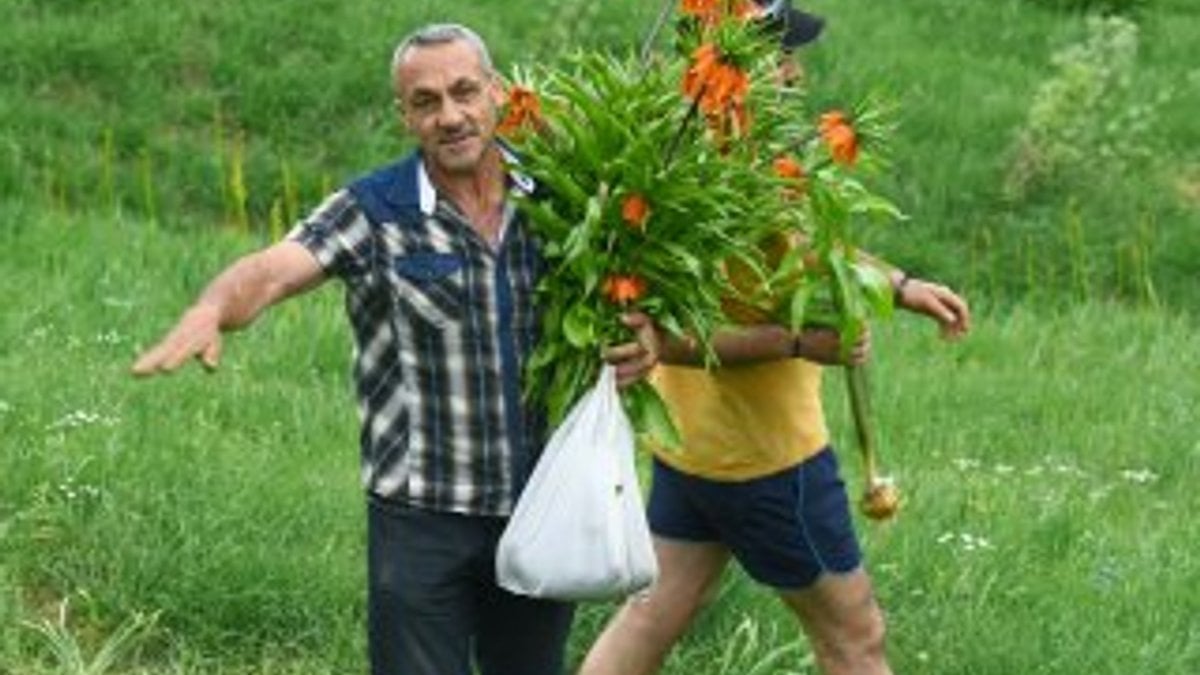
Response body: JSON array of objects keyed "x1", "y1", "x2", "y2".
[
  {"x1": 3, "y1": 0, "x2": 1199, "y2": 672},
  {"x1": 4, "y1": 0, "x2": 1198, "y2": 305},
  {"x1": 2, "y1": 206, "x2": 1197, "y2": 674}
]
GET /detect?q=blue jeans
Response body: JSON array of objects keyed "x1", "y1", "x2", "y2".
[{"x1": 366, "y1": 495, "x2": 575, "y2": 675}]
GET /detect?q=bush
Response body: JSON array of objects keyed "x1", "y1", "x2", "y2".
[{"x1": 1004, "y1": 15, "x2": 1164, "y2": 199}]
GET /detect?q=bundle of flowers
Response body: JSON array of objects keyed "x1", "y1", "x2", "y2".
[
  {"x1": 503, "y1": 0, "x2": 908, "y2": 518},
  {"x1": 501, "y1": 46, "x2": 784, "y2": 446}
]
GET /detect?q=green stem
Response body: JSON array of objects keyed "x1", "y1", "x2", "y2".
[
  {"x1": 639, "y1": 0, "x2": 677, "y2": 67},
  {"x1": 664, "y1": 92, "x2": 703, "y2": 169},
  {"x1": 845, "y1": 364, "x2": 878, "y2": 481}
]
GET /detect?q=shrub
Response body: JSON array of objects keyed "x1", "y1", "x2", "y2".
[{"x1": 1004, "y1": 15, "x2": 1164, "y2": 199}]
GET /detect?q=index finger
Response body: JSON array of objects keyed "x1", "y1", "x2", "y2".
[{"x1": 131, "y1": 344, "x2": 169, "y2": 377}]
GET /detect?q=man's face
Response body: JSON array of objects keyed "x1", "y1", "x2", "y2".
[{"x1": 394, "y1": 40, "x2": 503, "y2": 177}]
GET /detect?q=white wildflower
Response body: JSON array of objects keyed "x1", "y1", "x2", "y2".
[
  {"x1": 94, "y1": 330, "x2": 125, "y2": 345},
  {"x1": 47, "y1": 410, "x2": 120, "y2": 431},
  {"x1": 1119, "y1": 468, "x2": 1158, "y2": 485},
  {"x1": 952, "y1": 457, "x2": 982, "y2": 471},
  {"x1": 936, "y1": 531, "x2": 993, "y2": 552}
]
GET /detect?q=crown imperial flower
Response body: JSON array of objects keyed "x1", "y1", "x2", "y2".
[
  {"x1": 621, "y1": 194, "x2": 651, "y2": 230},
  {"x1": 497, "y1": 86, "x2": 543, "y2": 138},
  {"x1": 819, "y1": 110, "x2": 860, "y2": 166},
  {"x1": 603, "y1": 274, "x2": 648, "y2": 305}
]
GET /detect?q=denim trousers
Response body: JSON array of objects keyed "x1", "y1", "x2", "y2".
[{"x1": 366, "y1": 495, "x2": 575, "y2": 675}]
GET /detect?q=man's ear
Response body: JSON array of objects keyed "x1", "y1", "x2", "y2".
[{"x1": 393, "y1": 97, "x2": 412, "y2": 134}]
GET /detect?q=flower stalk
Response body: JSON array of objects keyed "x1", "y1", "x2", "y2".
[{"x1": 845, "y1": 364, "x2": 900, "y2": 520}]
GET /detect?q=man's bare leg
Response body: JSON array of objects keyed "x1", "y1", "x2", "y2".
[
  {"x1": 579, "y1": 537, "x2": 730, "y2": 675},
  {"x1": 778, "y1": 568, "x2": 891, "y2": 675}
]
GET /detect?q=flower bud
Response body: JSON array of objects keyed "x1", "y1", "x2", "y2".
[{"x1": 860, "y1": 476, "x2": 901, "y2": 521}]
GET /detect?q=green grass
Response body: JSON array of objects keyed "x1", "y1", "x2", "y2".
[
  {"x1": 799, "y1": 0, "x2": 1200, "y2": 308},
  {"x1": 2, "y1": 208, "x2": 1197, "y2": 674},
  {"x1": 0, "y1": 205, "x2": 362, "y2": 672},
  {"x1": 4, "y1": 0, "x2": 1199, "y2": 671},
  {"x1": 3, "y1": 0, "x2": 1197, "y2": 306}
]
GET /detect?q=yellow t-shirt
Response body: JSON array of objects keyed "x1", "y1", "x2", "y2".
[
  {"x1": 651, "y1": 360, "x2": 827, "y2": 480},
  {"x1": 650, "y1": 233, "x2": 829, "y2": 481}
]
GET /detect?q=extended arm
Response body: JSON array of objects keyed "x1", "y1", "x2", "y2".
[{"x1": 131, "y1": 241, "x2": 325, "y2": 376}]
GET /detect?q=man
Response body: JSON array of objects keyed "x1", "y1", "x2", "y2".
[
  {"x1": 132, "y1": 24, "x2": 658, "y2": 675},
  {"x1": 580, "y1": 3, "x2": 972, "y2": 675}
]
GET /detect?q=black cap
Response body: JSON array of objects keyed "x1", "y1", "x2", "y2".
[{"x1": 753, "y1": 0, "x2": 825, "y2": 49}]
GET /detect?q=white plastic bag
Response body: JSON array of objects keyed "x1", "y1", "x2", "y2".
[{"x1": 496, "y1": 365, "x2": 658, "y2": 600}]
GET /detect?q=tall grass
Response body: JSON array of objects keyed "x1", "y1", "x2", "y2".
[
  {"x1": 3, "y1": 0, "x2": 1197, "y2": 306},
  {"x1": 2, "y1": 208, "x2": 1197, "y2": 674},
  {"x1": 800, "y1": 0, "x2": 1200, "y2": 308}
]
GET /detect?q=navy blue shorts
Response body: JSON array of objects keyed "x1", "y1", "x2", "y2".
[{"x1": 647, "y1": 447, "x2": 862, "y2": 590}]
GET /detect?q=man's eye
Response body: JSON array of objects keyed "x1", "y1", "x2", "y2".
[
  {"x1": 452, "y1": 86, "x2": 481, "y2": 102},
  {"x1": 411, "y1": 97, "x2": 437, "y2": 112}
]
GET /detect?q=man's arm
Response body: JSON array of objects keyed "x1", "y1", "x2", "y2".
[
  {"x1": 856, "y1": 249, "x2": 971, "y2": 340},
  {"x1": 597, "y1": 312, "x2": 866, "y2": 387},
  {"x1": 891, "y1": 273, "x2": 971, "y2": 339},
  {"x1": 656, "y1": 322, "x2": 869, "y2": 369},
  {"x1": 131, "y1": 241, "x2": 325, "y2": 376}
]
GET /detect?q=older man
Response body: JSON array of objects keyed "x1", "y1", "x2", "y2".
[{"x1": 133, "y1": 23, "x2": 657, "y2": 675}]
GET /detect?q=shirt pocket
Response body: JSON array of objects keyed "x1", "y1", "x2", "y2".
[{"x1": 389, "y1": 252, "x2": 467, "y2": 328}]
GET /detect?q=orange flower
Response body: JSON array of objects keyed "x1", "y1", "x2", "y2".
[
  {"x1": 602, "y1": 274, "x2": 648, "y2": 305},
  {"x1": 682, "y1": 43, "x2": 719, "y2": 103},
  {"x1": 732, "y1": 0, "x2": 763, "y2": 20},
  {"x1": 497, "y1": 85, "x2": 543, "y2": 138},
  {"x1": 773, "y1": 155, "x2": 804, "y2": 180},
  {"x1": 681, "y1": 0, "x2": 757, "y2": 22},
  {"x1": 818, "y1": 110, "x2": 849, "y2": 135},
  {"x1": 682, "y1": 44, "x2": 749, "y2": 115},
  {"x1": 683, "y1": 43, "x2": 751, "y2": 138},
  {"x1": 818, "y1": 110, "x2": 859, "y2": 166},
  {"x1": 773, "y1": 154, "x2": 807, "y2": 199},
  {"x1": 621, "y1": 194, "x2": 651, "y2": 230},
  {"x1": 680, "y1": 0, "x2": 721, "y2": 22}
]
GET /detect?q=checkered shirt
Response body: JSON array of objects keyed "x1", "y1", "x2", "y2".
[{"x1": 289, "y1": 151, "x2": 545, "y2": 516}]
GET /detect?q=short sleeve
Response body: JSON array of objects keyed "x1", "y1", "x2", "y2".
[{"x1": 287, "y1": 189, "x2": 373, "y2": 280}]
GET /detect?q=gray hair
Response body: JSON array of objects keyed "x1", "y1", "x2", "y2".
[{"x1": 391, "y1": 23, "x2": 494, "y2": 75}]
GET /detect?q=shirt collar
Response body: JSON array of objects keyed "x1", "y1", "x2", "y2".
[{"x1": 416, "y1": 143, "x2": 536, "y2": 217}]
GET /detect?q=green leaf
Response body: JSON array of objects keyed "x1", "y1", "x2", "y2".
[
  {"x1": 853, "y1": 260, "x2": 896, "y2": 319},
  {"x1": 622, "y1": 381, "x2": 682, "y2": 451},
  {"x1": 563, "y1": 302, "x2": 597, "y2": 349},
  {"x1": 849, "y1": 191, "x2": 907, "y2": 222},
  {"x1": 785, "y1": 283, "x2": 815, "y2": 332}
]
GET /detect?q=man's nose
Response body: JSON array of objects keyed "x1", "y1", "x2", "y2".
[{"x1": 438, "y1": 101, "x2": 468, "y2": 128}]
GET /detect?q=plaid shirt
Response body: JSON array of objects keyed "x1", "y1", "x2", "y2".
[{"x1": 289, "y1": 150, "x2": 545, "y2": 516}]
